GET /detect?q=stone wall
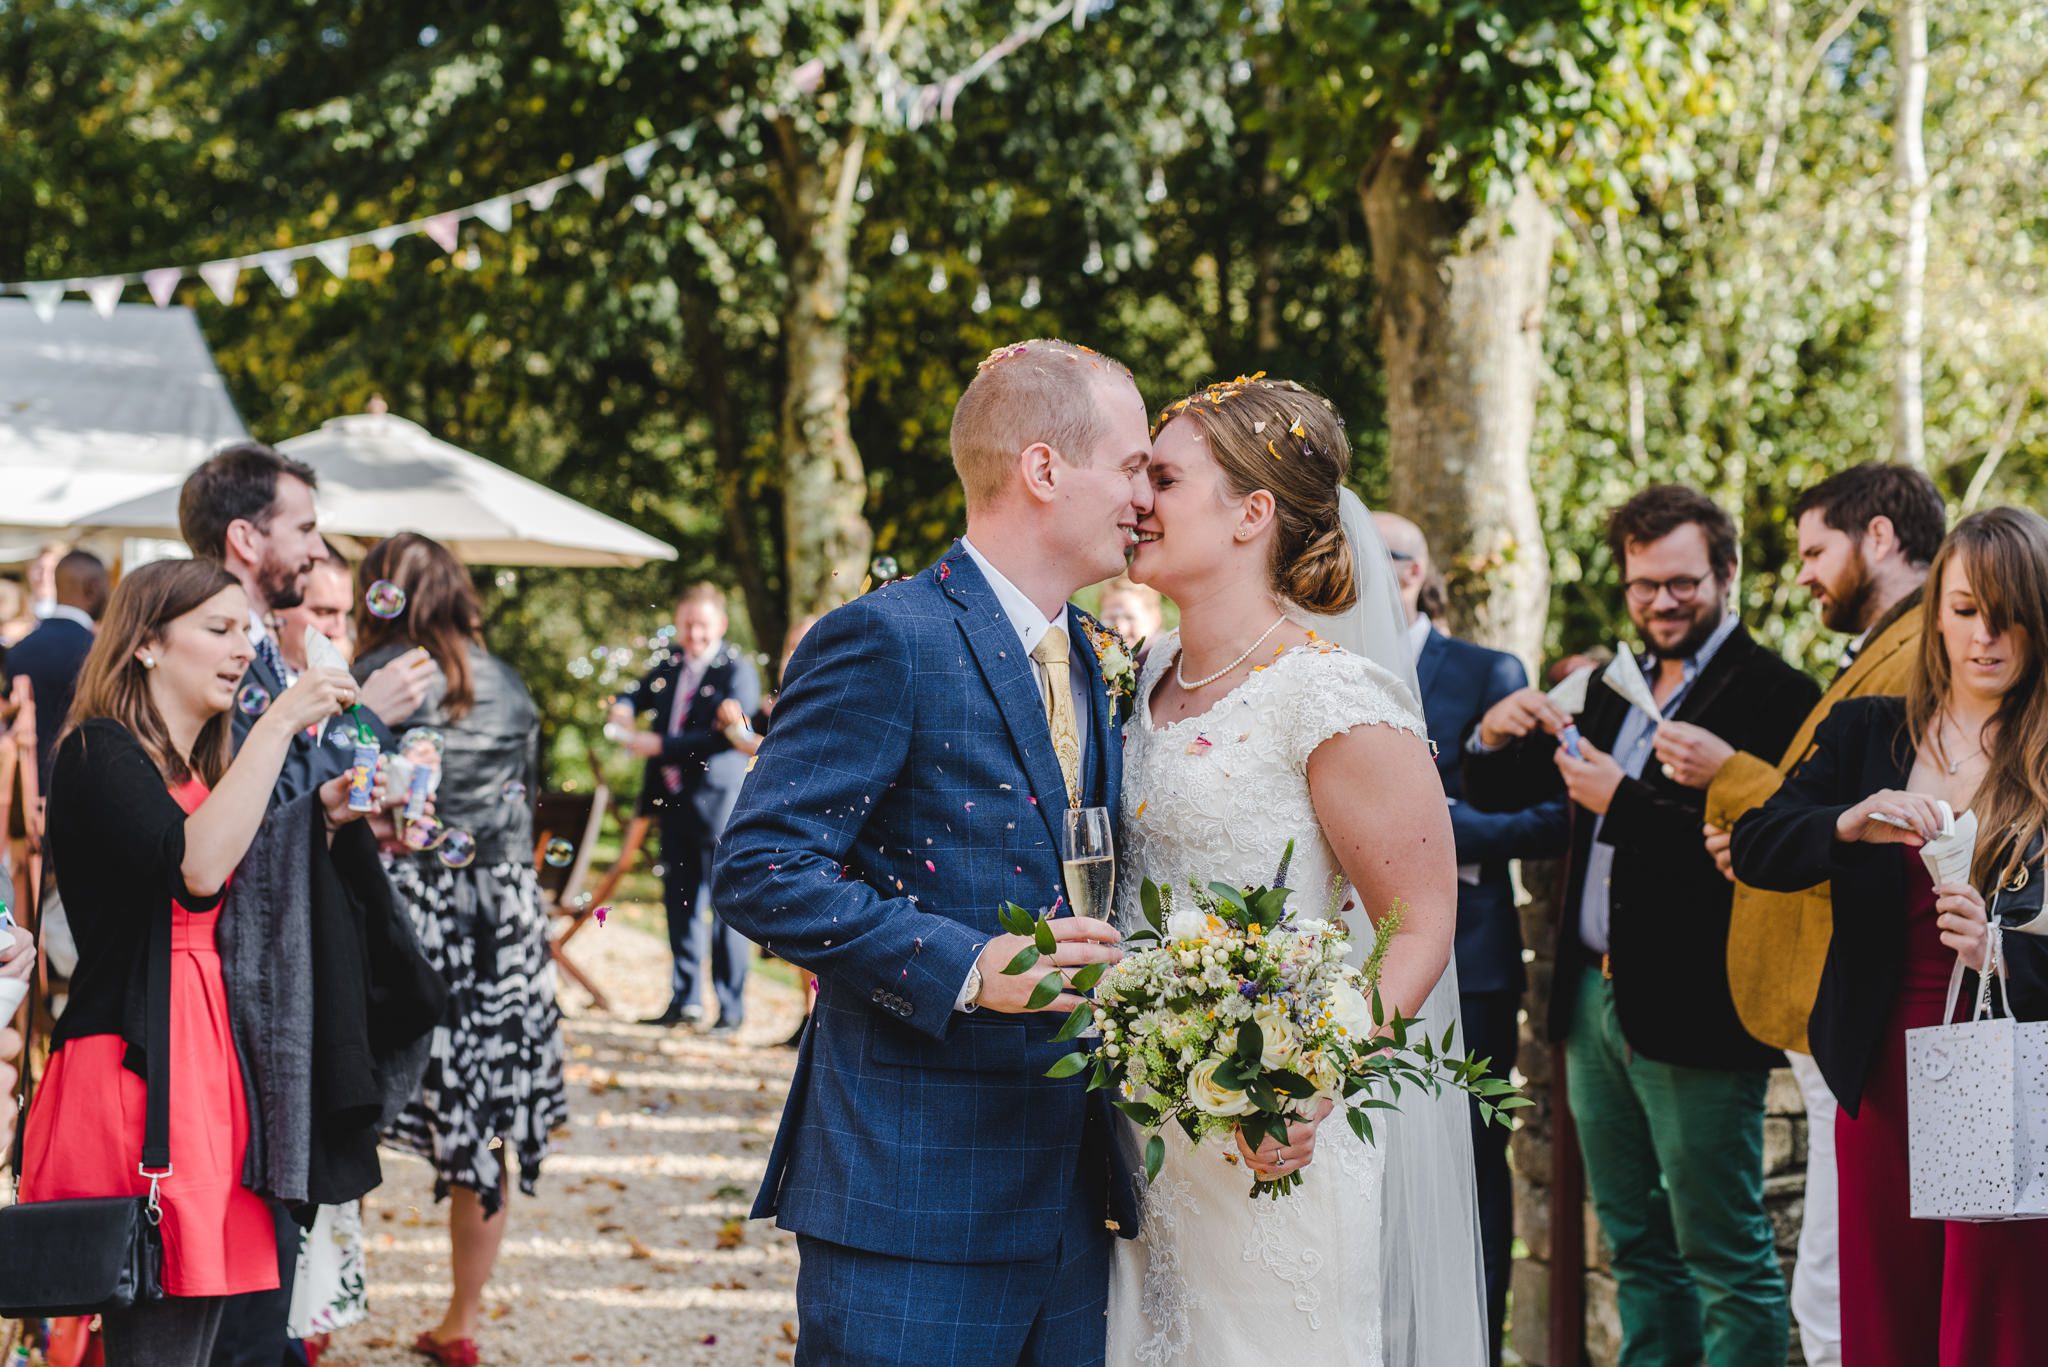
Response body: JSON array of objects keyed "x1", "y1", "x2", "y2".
[{"x1": 1506, "y1": 862, "x2": 1811, "y2": 1366}]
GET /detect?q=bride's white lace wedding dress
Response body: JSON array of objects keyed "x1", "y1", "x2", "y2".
[{"x1": 1106, "y1": 631, "x2": 1430, "y2": 1367}]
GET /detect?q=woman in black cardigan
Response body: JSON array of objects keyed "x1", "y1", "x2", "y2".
[{"x1": 1732, "y1": 507, "x2": 2048, "y2": 1367}]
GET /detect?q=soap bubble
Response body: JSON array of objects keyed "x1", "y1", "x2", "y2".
[
  {"x1": 543, "y1": 838, "x2": 575, "y2": 868},
  {"x1": 437, "y1": 829, "x2": 477, "y2": 869},
  {"x1": 236, "y1": 683, "x2": 270, "y2": 716},
  {"x1": 500, "y1": 780, "x2": 527, "y2": 804},
  {"x1": 399, "y1": 727, "x2": 444, "y2": 763},
  {"x1": 870, "y1": 555, "x2": 899, "y2": 581},
  {"x1": 365, "y1": 580, "x2": 408, "y2": 620},
  {"x1": 401, "y1": 814, "x2": 448, "y2": 852}
]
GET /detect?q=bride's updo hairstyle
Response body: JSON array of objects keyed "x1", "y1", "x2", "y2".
[{"x1": 1154, "y1": 374, "x2": 1358, "y2": 615}]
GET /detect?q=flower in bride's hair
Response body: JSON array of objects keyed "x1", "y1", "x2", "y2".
[{"x1": 1188, "y1": 1057, "x2": 1257, "y2": 1117}]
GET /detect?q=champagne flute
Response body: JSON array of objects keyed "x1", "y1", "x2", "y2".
[{"x1": 1063, "y1": 806, "x2": 1116, "y2": 922}]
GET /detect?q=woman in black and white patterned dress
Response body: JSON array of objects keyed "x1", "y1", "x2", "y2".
[{"x1": 353, "y1": 532, "x2": 567, "y2": 1365}]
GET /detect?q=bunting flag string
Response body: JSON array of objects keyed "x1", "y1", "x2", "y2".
[{"x1": 0, "y1": 0, "x2": 1114, "y2": 318}]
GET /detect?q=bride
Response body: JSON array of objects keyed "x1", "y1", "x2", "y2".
[{"x1": 1107, "y1": 375, "x2": 1488, "y2": 1365}]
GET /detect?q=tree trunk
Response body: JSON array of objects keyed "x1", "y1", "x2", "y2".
[
  {"x1": 683, "y1": 290, "x2": 784, "y2": 662},
  {"x1": 777, "y1": 141, "x2": 874, "y2": 623},
  {"x1": 1361, "y1": 151, "x2": 1556, "y2": 671},
  {"x1": 1890, "y1": 0, "x2": 1930, "y2": 470}
]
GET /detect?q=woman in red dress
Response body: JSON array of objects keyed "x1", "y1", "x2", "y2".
[
  {"x1": 1734, "y1": 508, "x2": 2048, "y2": 1365},
  {"x1": 18, "y1": 559, "x2": 371, "y2": 1366}
]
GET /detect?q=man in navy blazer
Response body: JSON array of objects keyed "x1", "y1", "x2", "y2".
[
  {"x1": 716, "y1": 339, "x2": 1153, "y2": 1366},
  {"x1": 613, "y1": 584, "x2": 762, "y2": 1033},
  {"x1": 1376, "y1": 513, "x2": 1566, "y2": 1367},
  {"x1": 3, "y1": 550, "x2": 108, "y2": 784}
]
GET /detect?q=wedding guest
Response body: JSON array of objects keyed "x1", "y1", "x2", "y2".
[
  {"x1": 1732, "y1": 507, "x2": 2048, "y2": 1367},
  {"x1": 352, "y1": 532, "x2": 566, "y2": 1367},
  {"x1": 1688, "y1": 462, "x2": 1945, "y2": 1366},
  {"x1": 608, "y1": 584, "x2": 761, "y2": 1035},
  {"x1": 1465, "y1": 484, "x2": 1818, "y2": 1365},
  {"x1": 13, "y1": 559, "x2": 367, "y2": 1367},
  {"x1": 1097, "y1": 575, "x2": 1163, "y2": 654},
  {"x1": 1376, "y1": 510, "x2": 1566, "y2": 1367},
  {"x1": 0, "y1": 579, "x2": 36, "y2": 647},
  {"x1": 275, "y1": 547, "x2": 356, "y2": 673},
  {"x1": 26, "y1": 541, "x2": 68, "y2": 620},
  {"x1": 4, "y1": 549, "x2": 110, "y2": 783},
  {"x1": 179, "y1": 443, "x2": 436, "y2": 802}
]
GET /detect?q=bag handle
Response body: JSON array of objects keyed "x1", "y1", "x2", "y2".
[
  {"x1": 138, "y1": 884, "x2": 172, "y2": 1216},
  {"x1": 1942, "y1": 891, "x2": 2013, "y2": 1026}
]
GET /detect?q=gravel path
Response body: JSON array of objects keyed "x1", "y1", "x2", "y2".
[{"x1": 327, "y1": 913, "x2": 803, "y2": 1367}]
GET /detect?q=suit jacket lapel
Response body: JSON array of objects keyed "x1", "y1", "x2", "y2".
[
  {"x1": 1669, "y1": 626, "x2": 1754, "y2": 724},
  {"x1": 1067, "y1": 606, "x2": 1118, "y2": 810},
  {"x1": 942, "y1": 547, "x2": 1069, "y2": 849},
  {"x1": 1417, "y1": 629, "x2": 1447, "y2": 703}
]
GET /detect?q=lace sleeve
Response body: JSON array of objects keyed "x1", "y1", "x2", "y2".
[{"x1": 1276, "y1": 646, "x2": 1428, "y2": 772}]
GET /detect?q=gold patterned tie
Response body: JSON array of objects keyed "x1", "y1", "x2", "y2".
[{"x1": 1032, "y1": 626, "x2": 1082, "y2": 806}]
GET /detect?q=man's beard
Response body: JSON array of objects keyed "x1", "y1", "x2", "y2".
[
  {"x1": 257, "y1": 554, "x2": 309, "y2": 611},
  {"x1": 1820, "y1": 552, "x2": 1875, "y2": 634},
  {"x1": 1640, "y1": 602, "x2": 1726, "y2": 662}
]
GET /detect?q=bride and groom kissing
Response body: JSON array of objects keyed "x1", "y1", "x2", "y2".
[{"x1": 715, "y1": 341, "x2": 1488, "y2": 1366}]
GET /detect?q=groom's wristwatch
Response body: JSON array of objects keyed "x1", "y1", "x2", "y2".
[{"x1": 959, "y1": 965, "x2": 984, "y2": 1013}]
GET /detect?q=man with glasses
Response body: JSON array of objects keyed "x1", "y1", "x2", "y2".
[{"x1": 1464, "y1": 485, "x2": 1819, "y2": 1367}]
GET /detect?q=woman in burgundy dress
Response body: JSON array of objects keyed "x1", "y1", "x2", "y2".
[
  {"x1": 17, "y1": 559, "x2": 372, "y2": 1366},
  {"x1": 1734, "y1": 507, "x2": 2048, "y2": 1366}
]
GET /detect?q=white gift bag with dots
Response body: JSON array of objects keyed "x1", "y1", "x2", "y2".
[{"x1": 1906, "y1": 924, "x2": 2048, "y2": 1222}]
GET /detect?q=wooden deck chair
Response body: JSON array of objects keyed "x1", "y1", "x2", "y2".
[{"x1": 534, "y1": 786, "x2": 613, "y2": 1010}]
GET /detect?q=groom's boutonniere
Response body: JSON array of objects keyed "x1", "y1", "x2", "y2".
[{"x1": 1081, "y1": 618, "x2": 1138, "y2": 723}]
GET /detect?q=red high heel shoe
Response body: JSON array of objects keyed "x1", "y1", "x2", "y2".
[{"x1": 413, "y1": 1330, "x2": 480, "y2": 1366}]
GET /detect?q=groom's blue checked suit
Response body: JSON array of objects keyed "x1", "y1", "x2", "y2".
[{"x1": 716, "y1": 543, "x2": 1140, "y2": 1366}]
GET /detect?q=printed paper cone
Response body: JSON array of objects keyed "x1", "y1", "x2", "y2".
[
  {"x1": 144, "y1": 268, "x2": 182, "y2": 306},
  {"x1": 1922, "y1": 805, "x2": 1979, "y2": 889},
  {"x1": 1548, "y1": 664, "x2": 1595, "y2": 715},
  {"x1": 198, "y1": 260, "x2": 242, "y2": 305},
  {"x1": 1601, "y1": 646, "x2": 1663, "y2": 722}
]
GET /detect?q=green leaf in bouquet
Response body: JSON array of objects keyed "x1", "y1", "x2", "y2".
[
  {"x1": 1141, "y1": 878, "x2": 1163, "y2": 934},
  {"x1": 1177, "y1": 1113, "x2": 1200, "y2": 1142},
  {"x1": 1347, "y1": 1108, "x2": 1375, "y2": 1146},
  {"x1": 998, "y1": 902, "x2": 1035, "y2": 936},
  {"x1": 1441, "y1": 1023, "x2": 1459, "y2": 1054},
  {"x1": 1003, "y1": 945, "x2": 1041, "y2": 976},
  {"x1": 1113, "y1": 1097, "x2": 1162, "y2": 1128},
  {"x1": 1144, "y1": 1134, "x2": 1165, "y2": 1182},
  {"x1": 1026, "y1": 974, "x2": 1065, "y2": 1010},
  {"x1": 1234, "y1": 1021, "x2": 1265, "y2": 1068},
  {"x1": 1267, "y1": 1069, "x2": 1317, "y2": 1099},
  {"x1": 1213, "y1": 1058, "x2": 1252, "y2": 1092},
  {"x1": 1045, "y1": 1051, "x2": 1091, "y2": 1079},
  {"x1": 1122, "y1": 928, "x2": 1161, "y2": 947},
  {"x1": 1370, "y1": 987, "x2": 1387, "y2": 1027},
  {"x1": 1069, "y1": 962, "x2": 1108, "y2": 993},
  {"x1": 1273, "y1": 838, "x2": 1296, "y2": 890},
  {"x1": 1207, "y1": 882, "x2": 1250, "y2": 914},
  {"x1": 1251, "y1": 887, "x2": 1290, "y2": 929},
  {"x1": 1091, "y1": 1057, "x2": 1109, "y2": 1089},
  {"x1": 1034, "y1": 917, "x2": 1058, "y2": 954},
  {"x1": 1247, "y1": 1081, "x2": 1280, "y2": 1112},
  {"x1": 1052, "y1": 1001, "x2": 1095, "y2": 1043}
]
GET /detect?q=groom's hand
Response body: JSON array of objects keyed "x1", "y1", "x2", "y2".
[{"x1": 971, "y1": 917, "x2": 1123, "y2": 1015}]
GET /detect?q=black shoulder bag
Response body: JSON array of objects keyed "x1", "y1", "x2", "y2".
[{"x1": 0, "y1": 895, "x2": 169, "y2": 1317}]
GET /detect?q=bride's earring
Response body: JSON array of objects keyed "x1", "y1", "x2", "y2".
[{"x1": 140, "y1": 653, "x2": 157, "y2": 670}]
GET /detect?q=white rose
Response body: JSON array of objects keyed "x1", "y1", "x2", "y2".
[
  {"x1": 1329, "y1": 983, "x2": 1375, "y2": 1038},
  {"x1": 1187, "y1": 1056, "x2": 1257, "y2": 1117},
  {"x1": 1252, "y1": 1004, "x2": 1298, "y2": 1069},
  {"x1": 1166, "y1": 909, "x2": 1208, "y2": 942}
]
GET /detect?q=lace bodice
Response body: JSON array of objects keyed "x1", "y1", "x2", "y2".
[
  {"x1": 1107, "y1": 630, "x2": 1429, "y2": 1367},
  {"x1": 1115, "y1": 632, "x2": 1428, "y2": 936}
]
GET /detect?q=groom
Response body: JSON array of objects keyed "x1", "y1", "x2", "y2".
[{"x1": 716, "y1": 339, "x2": 1153, "y2": 1365}]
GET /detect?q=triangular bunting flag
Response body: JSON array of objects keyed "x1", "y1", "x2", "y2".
[
  {"x1": 475, "y1": 198, "x2": 514, "y2": 233},
  {"x1": 85, "y1": 278, "x2": 125, "y2": 317},
  {"x1": 423, "y1": 213, "x2": 462, "y2": 253},
  {"x1": 1073, "y1": 0, "x2": 1089, "y2": 29},
  {"x1": 527, "y1": 181, "x2": 561, "y2": 212},
  {"x1": 622, "y1": 140, "x2": 658, "y2": 179},
  {"x1": 369, "y1": 226, "x2": 403, "y2": 252},
  {"x1": 573, "y1": 163, "x2": 608, "y2": 200},
  {"x1": 199, "y1": 260, "x2": 242, "y2": 305},
  {"x1": 313, "y1": 241, "x2": 352, "y2": 279},
  {"x1": 714, "y1": 107, "x2": 743, "y2": 139},
  {"x1": 260, "y1": 254, "x2": 299, "y2": 298},
  {"x1": 23, "y1": 281, "x2": 64, "y2": 323},
  {"x1": 144, "y1": 268, "x2": 182, "y2": 307},
  {"x1": 668, "y1": 126, "x2": 698, "y2": 151}
]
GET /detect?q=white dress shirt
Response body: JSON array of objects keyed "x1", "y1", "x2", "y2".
[{"x1": 43, "y1": 604, "x2": 94, "y2": 632}]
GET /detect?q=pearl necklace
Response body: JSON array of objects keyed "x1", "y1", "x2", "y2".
[{"x1": 1176, "y1": 615, "x2": 1291, "y2": 690}]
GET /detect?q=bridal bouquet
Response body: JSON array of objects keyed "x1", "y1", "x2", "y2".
[{"x1": 1011, "y1": 845, "x2": 1525, "y2": 1199}]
